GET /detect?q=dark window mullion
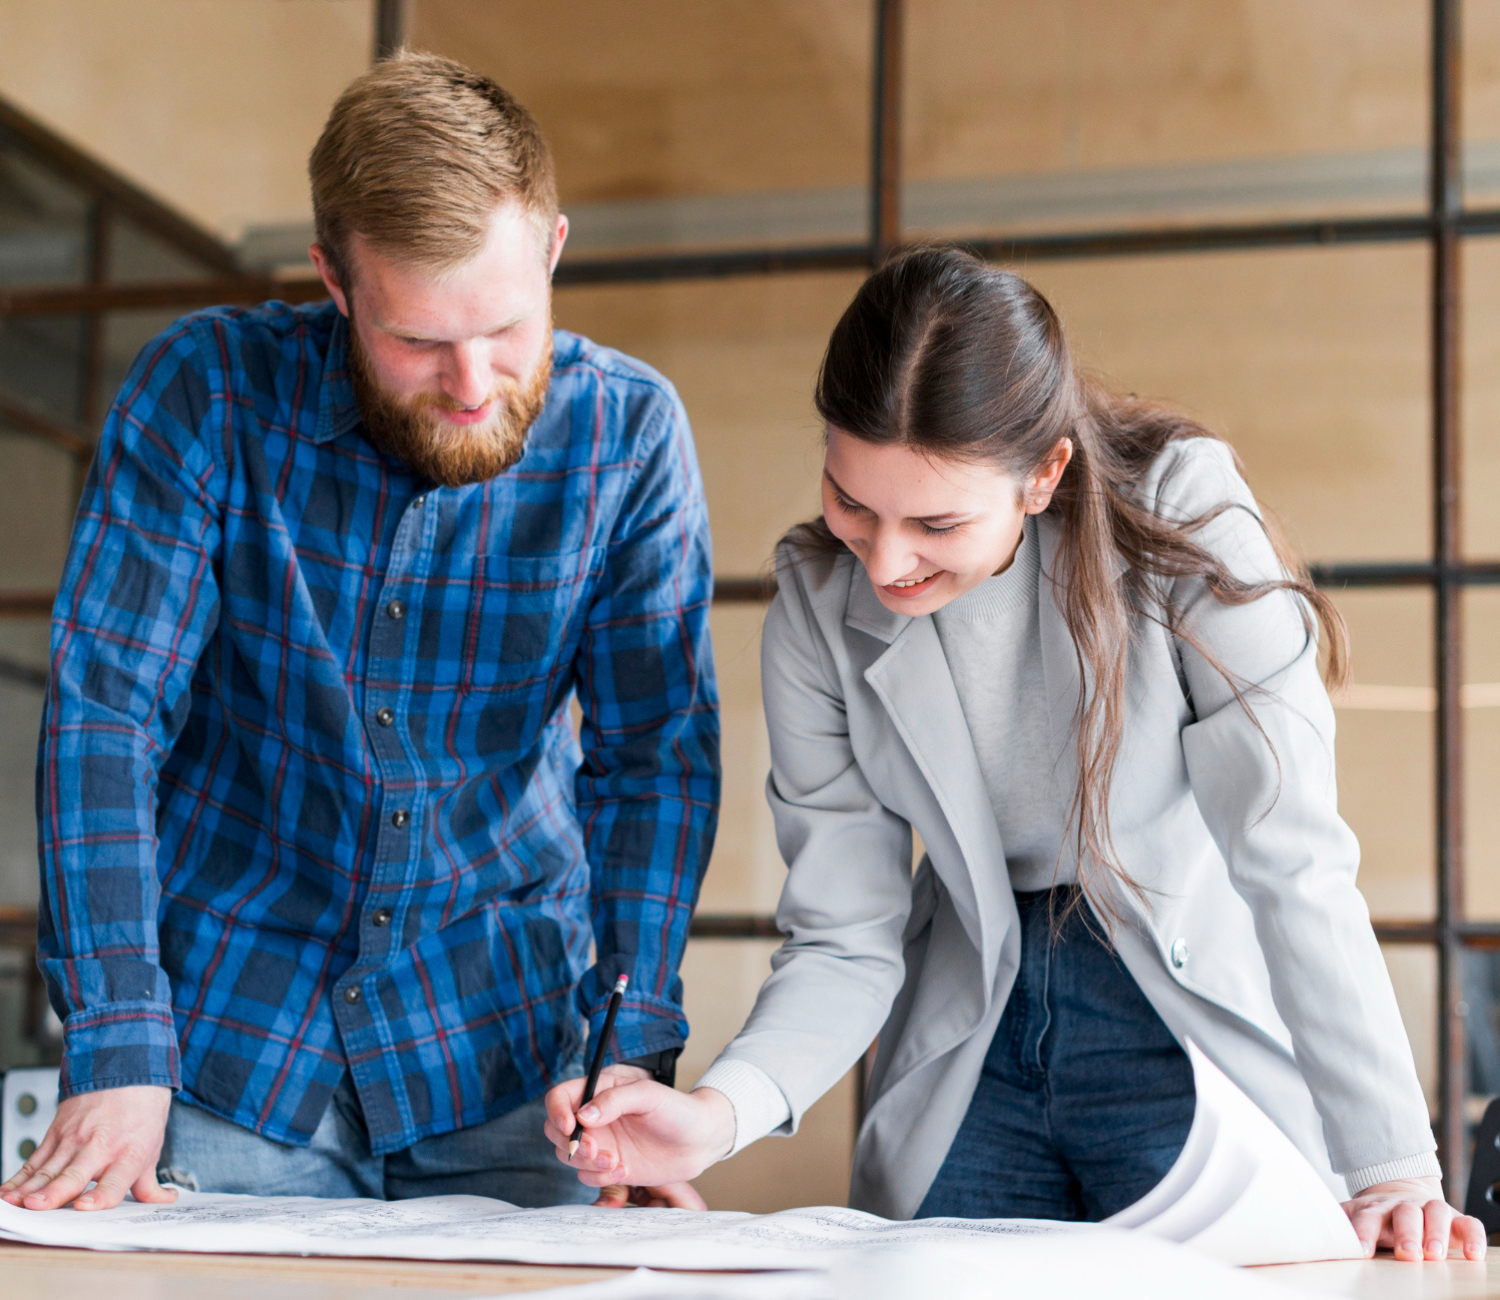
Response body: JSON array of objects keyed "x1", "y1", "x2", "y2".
[{"x1": 1431, "y1": 0, "x2": 1466, "y2": 1199}]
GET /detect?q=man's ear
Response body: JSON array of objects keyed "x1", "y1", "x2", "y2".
[
  {"x1": 548, "y1": 214, "x2": 569, "y2": 278},
  {"x1": 308, "y1": 243, "x2": 351, "y2": 316}
]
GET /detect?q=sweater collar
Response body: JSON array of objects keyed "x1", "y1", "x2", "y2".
[{"x1": 936, "y1": 516, "x2": 1040, "y2": 625}]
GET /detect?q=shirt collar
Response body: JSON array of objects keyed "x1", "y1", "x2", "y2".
[{"x1": 313, "y1": 310, "x2": 363, "y2": 444}]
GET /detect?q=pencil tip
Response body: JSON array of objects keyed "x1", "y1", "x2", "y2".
[{"x1": 567, "y1": 1140, "x2": 580, "y2": 1158}]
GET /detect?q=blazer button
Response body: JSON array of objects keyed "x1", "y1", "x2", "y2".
[
  {"x1": 343, "y1": 986, "x2": 362, "y2": 1004},
  {"x1": 375, "y1": 706, "x2": 395, "y2": 726},
  {"x1": 1170, "y1": 938, "x2": 1190, "y2": 969},
  {"x1": 373, "y1": 908, "x2": 392, "y2": 927}
]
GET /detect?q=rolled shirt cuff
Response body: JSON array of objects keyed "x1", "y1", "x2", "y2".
[
  {"x1": 59, "y1": 1000, "x2": 181, "y2": 1097},
  {"x1": 693, "y1": 1057, "x2": 792, "y2": 1158},
  {"x1": 1343, "y1": 1151, "x2": 1444, "y2": 1196}
]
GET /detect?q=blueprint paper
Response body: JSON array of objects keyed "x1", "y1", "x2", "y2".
[
  {"x1": 0, "y1": 1041, "x2": 1362, "y2": 1271},
  {"x1": 0, "y1": 1200, "x2": 1323, "y2": 1297},
  {"x1": 1105, "y1": 1044, "x2": 1364, "y2": 1265},
  {"x1": 0, "y1": 1192, "x2": 1081, "y2": 1270}
]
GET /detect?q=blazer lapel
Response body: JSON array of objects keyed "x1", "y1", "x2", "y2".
[{"x1": 847, "y1": 566, "x2": 1009, "y2": 984}]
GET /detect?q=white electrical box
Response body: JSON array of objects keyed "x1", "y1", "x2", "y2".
[{"x1": 1, "y1": 1067, "x2": 60, "y2": 1183}]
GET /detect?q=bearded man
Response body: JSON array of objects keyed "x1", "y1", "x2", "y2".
[{"x1": 3, "y1": 52, "x2": 718, "y2": 1211}]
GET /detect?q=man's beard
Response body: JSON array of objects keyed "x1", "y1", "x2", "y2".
[{"x1": 347, "y1": 315, "x2": 553, "y2": 487}]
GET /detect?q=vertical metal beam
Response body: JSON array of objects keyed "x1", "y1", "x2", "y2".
[
  {"x1": 73, "y1": 198, "x2": 109, "y2": 497},
  {"x1": 1432, "y1": 0, "x2": 1466, "y2": 1200},
  {"x1": 870, "y1": 0, "x2": 905, "y2": 263},
  {"x1": 374, "y1": 0, "x2": 408, "y2": 62},
  {"x1": 79, "y1": 201, "x2": 109, "y2": 424}
]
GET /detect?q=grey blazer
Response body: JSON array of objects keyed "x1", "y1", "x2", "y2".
[{"x1": 715, "y1": 437, "x2": 1435, "y2": 1220}]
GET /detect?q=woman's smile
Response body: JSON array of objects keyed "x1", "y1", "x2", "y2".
[{"x1": 882, "y1": 572, "x2": 943, "y2": 598}]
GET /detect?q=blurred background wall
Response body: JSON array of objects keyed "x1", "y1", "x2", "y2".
[{"x1": 1, "y1": 0, "x2": 1497, "y2": 1208}]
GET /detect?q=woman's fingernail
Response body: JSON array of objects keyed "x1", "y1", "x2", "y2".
[
  {"x1": 581, "y1": 1106, "x2": 599, "y2": 1122},
  {"x1": 76, "y1": 1197, "x2": 93, "y2": 1207}
]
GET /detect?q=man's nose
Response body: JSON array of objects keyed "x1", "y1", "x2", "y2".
[{"x1": 442, "y1": 342, "x2": 493, "y2": 408}]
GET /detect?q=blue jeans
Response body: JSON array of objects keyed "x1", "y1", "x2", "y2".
[
  {"x1": 917, "y1": 887, "x2": 1196, "y2": 1221},
  {"x1": 157, "y1": 1070, "x2": 592, "y2": 1206}
]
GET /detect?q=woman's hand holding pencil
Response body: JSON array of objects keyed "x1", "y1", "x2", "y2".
[
  {"x1": 542, "y1": 1066, "x2": 731, "y2": 1208},
  {"x1": 542, "y1": 975, "x2": 732, "y2": 1209}
]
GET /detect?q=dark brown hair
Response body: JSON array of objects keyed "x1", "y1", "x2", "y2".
[
  {"x1": 795, "y1": 246, "x2": 1347, "y2": 921},
  {"x1": 309, "y1": 50, "x2": 558, "y2": 286}
]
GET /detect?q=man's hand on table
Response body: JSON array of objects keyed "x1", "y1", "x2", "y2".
[
  {"x1": 0, "y1": 1085, "x2": 175, "y2": 1212},
  {"x1": 1342, "y1": 1176, "x2": 1487, "y2": 1261}
]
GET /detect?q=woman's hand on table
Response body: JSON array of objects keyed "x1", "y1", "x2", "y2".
[
  {"x1": 1342, "y1": 1176, "x2": 1487, "y2": 1260},
  {"x1": 543, "y1": 1066, "x2": 735, "y2": 1205}
]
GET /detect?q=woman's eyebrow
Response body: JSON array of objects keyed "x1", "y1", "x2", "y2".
[
  {"x1": 823, "y1": 469, "x2": 867, "y2": 509},
  {"x1": 824, "y1": 470, "x2": 974, "y2": 525}
]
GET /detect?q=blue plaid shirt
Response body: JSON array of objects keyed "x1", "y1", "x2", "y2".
[{"x1": 37, "y1": 301, "x2": 719, "y2": 1153}]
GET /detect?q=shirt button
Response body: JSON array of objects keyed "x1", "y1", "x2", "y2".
[
  {"x1": 1170, "y1": 938, "x2": 1190, "y2": 969},
  {"x1": 375, "y1": 706, "x2": 395, "y2": 726},
  {"x1": 343, "y1": 986, "x2": 362, "y2": 1004},
  {"x1": 373, "y1": 908, "x2": 392, "y2": 928},
  {"x1": 391, "y1": 809, "x2": 409, "y2": 828},
  {"x1": 412, "y1": 495, "x2": 426, "y2": 509},
  {"x1": 387, "y1": 599, "x2": 406, "y2": 620}
]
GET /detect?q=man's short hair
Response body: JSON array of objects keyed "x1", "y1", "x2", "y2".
[{"x1": 309, "y1": 50, "x2": 558, "y2": 284}]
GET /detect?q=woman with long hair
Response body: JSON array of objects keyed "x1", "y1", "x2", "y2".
[{"x1": 545, "y1": 247, "x2": 1483, "y2": 1260}]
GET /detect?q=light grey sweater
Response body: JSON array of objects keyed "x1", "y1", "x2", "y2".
[{"x1": 931, "y1": 518, "x2": 1074, "y2": 892}]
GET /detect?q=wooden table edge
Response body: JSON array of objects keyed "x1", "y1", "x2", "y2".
[{"x1": 0, "y1": 1238, "x2": 636, "y2": 1290}]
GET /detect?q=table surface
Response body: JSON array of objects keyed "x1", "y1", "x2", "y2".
[
  {"x1": 1, "y1": 1242, "x2": 629, "y2": 1298},
  {"x1": 7, "y1": 1242, "x2": 1500, "y2": 1299}
]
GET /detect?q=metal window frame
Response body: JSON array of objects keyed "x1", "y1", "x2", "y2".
[
  {"x1": 1431, "y1": 0, "x2": 1467, "y2": 1199},
  {"x1": 0, "y1": 0, "x2": 1482, "y2": 1193}
]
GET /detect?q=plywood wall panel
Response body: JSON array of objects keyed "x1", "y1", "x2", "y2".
[
  {"x1": 1331, "y1": 589, "x2": 1436, "y2": 922},
  {"x1": 1464, "y1": 589, "x2": 1500, "y2": 920},
  {"x1": 410, "y1": 0, "x2": 871, "y2": 204},
  {"x1": 1023, "y1": 243, "x2": 1430, "y2": 563},
  {"x1": 0, "y1": 0, "x2": 371, "y2": 240},
  {"x1": 1462, "y1": 237, "x2": 1500, "y2": 559},
  {"x1": 905, "y1": 0, "x2": 1426, "y2": 182},
  {"x1": 553, "y1": 272, "x2": 857, "y2": 575}
]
